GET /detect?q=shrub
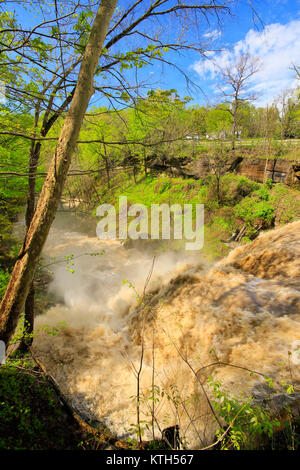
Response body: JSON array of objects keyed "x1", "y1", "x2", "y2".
[
  {"x1": 254, "y1": 187, "x2": 270, "y2": 201},
  {"x1": 265, "y1": 178, "x2": 273, "y2": 190},
  {"x1": 220, "y1": 174, "x2": 259, "y2": 206},
  {"x1": 234, "y1": 197, "x2": 275, "y2": 226},
  {"x1": 209, "y1": 377, "x2": 287, "y2": 450}
]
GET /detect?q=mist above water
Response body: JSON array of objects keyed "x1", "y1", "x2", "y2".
[{"x1": 33, "y1": 214, "x2": 300, "y2": 448}]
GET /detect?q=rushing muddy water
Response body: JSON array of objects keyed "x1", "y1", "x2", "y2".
[{"x1": 33, "y1": 214, "x2": 300, "y2": 448}]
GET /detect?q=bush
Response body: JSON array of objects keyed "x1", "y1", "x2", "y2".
[
  {"x1": 208, "y1": 377, "x2": 298, "y2": 450},
  {"x1": 269, "y1": 184, "x2": 300, "y2": 225},
  {"x1": 265, "y1": 178, "x2": 273, "y2": 190},
  {"x1": 220, "y1": 174, "x2": 259, "y2": 206},
  {"x1": 254, "y1": 187, "x2": 270, "y2": 201},
  {"x1": 236, "y1": 176, "x2": 259, "y2": 197},
  {"x1": 234, "y1": 196, "x2": 275, "y2": 226}
]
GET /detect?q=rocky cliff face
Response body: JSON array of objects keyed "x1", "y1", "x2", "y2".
[
  {"x1": 184, "y1": 156, "x2": 300, "y2": 185},
  {"x1": 152, "y1": 153, "x2": 300, "y2": 186},
  {"x1": 235, "y1": 158, "x2": 300, "y2": 185}
]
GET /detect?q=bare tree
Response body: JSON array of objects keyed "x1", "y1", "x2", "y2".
[
  {"x1": 292, "y1": 64, "x2": 300, "y2": 80},
  {"x1": 276, "y1": 89, "x2": 291, "y2": 142},
  {"x1": 218, "y1": 53, "x2": 259, "y2": 150},
  {"x1": 204, "y1": 143, "x2": 232, "y2": 203}
]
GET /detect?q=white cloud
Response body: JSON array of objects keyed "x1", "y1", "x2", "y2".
[
  {"x1": 192, "y1": 19, "x2": 300, "y2": 106},
  {"x1": 203, "y1": 29, "x2": 222, "y2": 40}
]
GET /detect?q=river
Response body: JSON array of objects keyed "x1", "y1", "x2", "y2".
[{"x1": 32, "y1": 211, "x2": 300, "y2": 448}]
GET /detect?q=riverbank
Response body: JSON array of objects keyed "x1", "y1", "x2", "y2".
[{"x1": 87, "y1": 172, "x2": 300, "y2": 259}]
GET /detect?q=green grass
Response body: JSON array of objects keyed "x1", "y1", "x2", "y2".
[{"x1": 92, "y1": 172, "x2": 300, "y2": 260}]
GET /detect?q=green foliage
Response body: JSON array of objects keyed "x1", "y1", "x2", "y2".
[
  {"x1": 126, "y1": 370, "x2": 299, "y2": 450},
  {"x1": 265, "y1": 178, "x2": 273, "y2": 190},
  {"x1": 211, "y1": 216, "x2": 230, "y2": 232},
  {"x1": 236, "y1": 199, "x2": 274, "y2": 222},
  {"x1": 0, "y1": 268, "x2": 10, "y2": 298},
  {"x1": 234, "y1": 193, "x2": 275, "y2": 227},
  {"x1": 231, "y1": 180, "x2": 299, "y2": 236},
  {"x1": 9, "y1": 313, "x2": 66, "y2": 347},
  {"x1": 269, "y1": 184, "x2": 300, "y2": 225},
  {"x1": 209, "y1": 377, "x2": 281, "y2": 450},
  {"x1": 255, "y1": 187, "x2": 270, "y2": 201},
  {"x1": 158, "y1": 180, "x2": 172, "y2": 194},
  {"x1": 0, "y1": 360, "x2": 82, "y2": 450},
  {"x1": 0, "y1": 113, "x2": 38, "y2": 302},
  {"x1": 97, "y1": 171, "x2": 298, "y2": 257},
  {"x1": 236, "y1": 176, "x2": 259, "y2": 196},
  {"x1": 212, "y1": 174, "x2": 259, "y2": 207},
  {"x1": 0, "y1": 113, "x2": 37, "y2": 239},
  {"x1": 205, "y1": 106, "x2": 232, "y2": 137}
]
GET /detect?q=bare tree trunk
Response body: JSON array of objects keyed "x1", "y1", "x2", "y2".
[
  {"x1": 0, "y1": 0, "x2": 117, "y2": 346},
  {"x1": 103, "y1": 142, "x2": 110, "y2": 189},
  {"x1": 18, "y1": 64, "x2": 77, "y2": 352},
  {"x1": 231, "y1": 102, "x2": 237, "y2": 151},
  {"x1": 143, "y1": 147, "x2": 147, "y2": 177},
  {"x1": 263, "y1": 157, "x2": 269, "y2": 185},
  {"x1": 19, "y1": 149, "x2": 40, "y2": 352},
  {"x1": 133, "y1": 166, "x2": 137, "y2": 184}
]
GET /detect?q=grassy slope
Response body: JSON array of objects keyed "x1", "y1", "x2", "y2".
[{"x1": 99, "y1": 172, "x2": 300, "y2": 261}]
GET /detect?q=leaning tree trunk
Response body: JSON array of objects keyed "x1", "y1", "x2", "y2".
[
  {"x1": 19, "y1": 68, "x2": 76, "y2": 352},
  {"x1": 0, "y1": 0, "x2": 118, "y2": 346}
]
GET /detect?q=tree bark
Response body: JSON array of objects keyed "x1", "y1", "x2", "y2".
[
  {"x1": 231, "y1": 100, "x2": 237, "y2": 151},
  {"x1": 18, "y1": 143, "x2": 41, "y2": 352},
  {"x1": 17, "y1": 105, "x2": 41, "y2": 353},
  {"x1": 143, "y1": 147, "x2": 147, "y2": 177},
  {"x1": 0, "y1": 0, "x2": 118, "y2": 346},
  {"x1": 102, "y1": 142, "x2": 110, "y2": 189},
  {"x1": 19, "y1": 91, "x2": 74, "y2": 351}
]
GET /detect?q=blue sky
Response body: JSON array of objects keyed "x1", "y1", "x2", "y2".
[
  {"x1": 157, "y1": 0, "x2": 300, "y2": 107},
  {"x1": 7, "y1": 0, "x2": 300, "y2": 109}
]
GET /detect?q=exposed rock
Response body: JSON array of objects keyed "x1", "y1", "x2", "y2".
[
  {"x1": 235, "y1": 158, "x2": 299, "y2": 185},
  {"x1": 152, "y1": 154, "x2": 300, "y2": 186},
  {"x1": 148, "y1": 154, "x2": 191, "y2": 176}
]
